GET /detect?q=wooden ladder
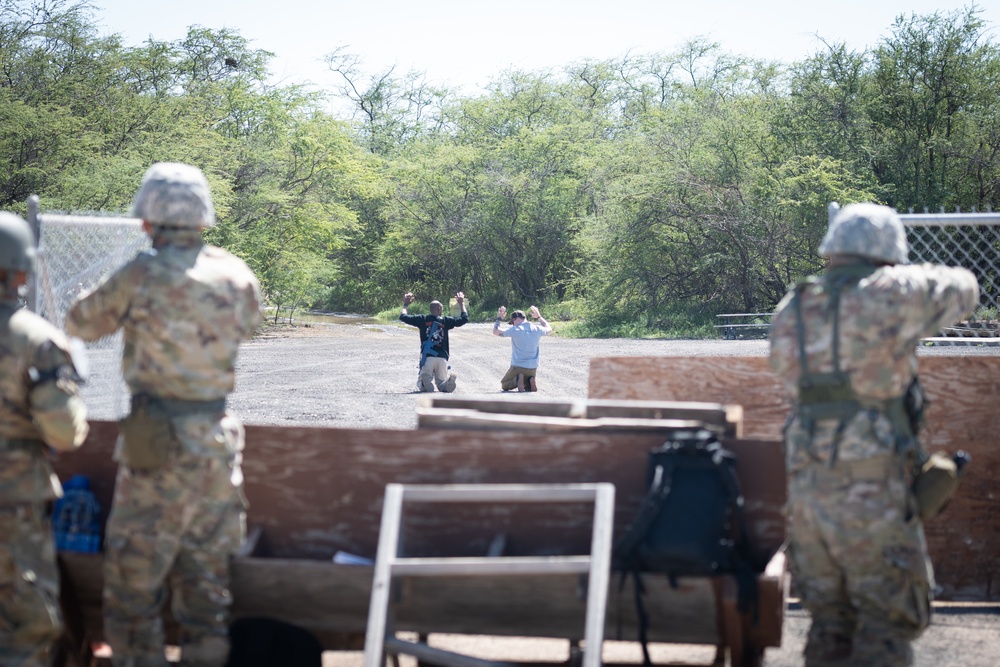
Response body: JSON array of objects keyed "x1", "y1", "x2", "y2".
[{"x1": 362, "y1": 483, "x2": 616, "y2": 667}]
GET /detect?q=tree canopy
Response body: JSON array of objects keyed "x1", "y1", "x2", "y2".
[{"x1": 3, "y1": 1, "x2": 997, "y2": 331}]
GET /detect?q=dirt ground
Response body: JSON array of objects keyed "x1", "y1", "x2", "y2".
[
  {"x1": 80, "y1": 318, "x2": 999, "y2": 426},
  {"x1": 77, "y1": 320, "x2": 1000, "y2": 666},
  {"x1": 237, "y1": 320, "x2": 998, "y2": 431}
]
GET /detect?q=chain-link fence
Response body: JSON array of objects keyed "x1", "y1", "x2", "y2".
[
  {"x1": 23, "y1": 197, "x2": 1000, "y2": 382},
  {"x1": 27, "y1": 196, "x2": 149, "y2": 418},
  {"x1": 901, "y1": 211, "x2": 999, "y2": 337},
  {"x1": 826, "y1": 203, "x2": 1000, "y2": 341}
]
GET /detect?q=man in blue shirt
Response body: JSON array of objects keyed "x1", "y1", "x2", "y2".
[
  {"x1": 493, "y1": 305, "x2": 552, "y2": 392},
  {"x1": 400, "y1": 291, "x2": 468, "y2": 392}
]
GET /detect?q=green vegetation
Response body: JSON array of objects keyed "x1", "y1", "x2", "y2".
[{"x1": 4, "y1": 1, "x2": 998, "y2": 337}]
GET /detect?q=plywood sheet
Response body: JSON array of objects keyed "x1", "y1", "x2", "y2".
[{"x1": 52, "y1": 423, "x2": 786, "y2": 648}]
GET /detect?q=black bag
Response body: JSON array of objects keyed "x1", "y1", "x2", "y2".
[
  {"x1": 227, "y1": 617, "x2": 324, "y2": 667},
  {"x1": 613, "y1": 429, "x2": 760, "y2": 665}
]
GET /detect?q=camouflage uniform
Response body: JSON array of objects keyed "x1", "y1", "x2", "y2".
[
  {"x1": 66, "y1": 163, "x2": 262, "y2": 667},
  {"x1": 0, "y1": 212, "x2": 89, "y2": 667},
  {"x1": 769, "y1": 203, "x2": 980, "y2": 667}
]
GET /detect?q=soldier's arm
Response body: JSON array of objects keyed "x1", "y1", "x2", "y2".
[
  {"x1": 901, "y1": 265, "x2": 980, "y2": 342},
  {"x1": 239, "y1": 272, "x2": 264, "y2": 340},
  {"x1": 29, "y1": 340, "x2": 88, "y2": 452},
  {"x1": 65, "y1": 265, "x2": 135, "y2": 342}
]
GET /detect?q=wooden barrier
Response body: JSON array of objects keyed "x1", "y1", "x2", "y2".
[
  {"x1": 588, "y1": 355, "x2": 1000, "y2": 601},
  {"x1": 52, "y1": 417, "x2": 786, "y2": 665}
]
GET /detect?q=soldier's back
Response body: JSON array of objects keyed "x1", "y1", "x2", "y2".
[{"x1": 116, "y1": 243, "x2": 261, "y2": 400}]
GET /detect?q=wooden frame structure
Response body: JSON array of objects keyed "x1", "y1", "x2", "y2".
[
  {"x1": 363, "y1": 483, "x2": 615, "y2": 667},
  {"x1": 51, "y1": 399, "x2": 788, "y2": 666}
]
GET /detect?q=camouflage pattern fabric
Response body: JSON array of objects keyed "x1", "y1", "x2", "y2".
[
  {"x1": 0, "y1": 503, "x2": 62, "y2": 667},
  {"x1": 66, "y1": 232, "x2": 261, "y2": 667},
  {"x1": 65, "y1": 233, "x2": 262, "y2": 400},
  {"x1": 1, "y1": 303, "x2": 89, "y2": 502},
  {"x1": 102, "y1": 433, "x2": 246, "y2": 667},
  {"x1": 769, "y1": 261, "x2": 979, "y2": 667},
  {"x1": 0, "y1": 298, "x2": 89, "y2": 666}
]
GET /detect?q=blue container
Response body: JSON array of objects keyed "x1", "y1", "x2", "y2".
[{"x1": 53, "y1": 474, "x2": 102, "y2": 553}]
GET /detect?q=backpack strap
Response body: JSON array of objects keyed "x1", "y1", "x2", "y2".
[
  {"x1": 792, "y1": 264, "x2": 880, "y2": 465},
  {"x1": 613, "y1": 456, "x2": 675, "y2": 569},
  {"x1": 713, "y1": 445, "x2": 762, "y2": 624},
  {"x1": 632, "y1": 569, "x2": 654, "y2": 667}
]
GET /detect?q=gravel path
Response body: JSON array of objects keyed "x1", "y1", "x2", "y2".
[{"x1": 79, "y1": 320, "x2": 998, "y2": 428}]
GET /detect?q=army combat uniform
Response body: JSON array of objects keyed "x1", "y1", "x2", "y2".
[
  {"x1": 769, "y1": 204, "x2": 980, "y2": 667},
  {"x1": 0, "y1": 214, "x2": 89, "y2": 667},
  {"x1": 66, "y1": 164, "x2": 262, "y2": 667}
]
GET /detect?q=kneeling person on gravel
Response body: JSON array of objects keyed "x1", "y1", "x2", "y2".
[
  {"x1": 400, "y1": 291, "x2": 468, "y2": 392},
  {"x1": 493, "y1": 305, "x2": 551, "y2": 392},
  {"x1": 66, "y1": 162, "x2": 262, "y2": 667}
]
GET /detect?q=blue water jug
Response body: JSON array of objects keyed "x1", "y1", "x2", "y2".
[{"x1": 53, "y1": 474, "x2": 103, "y2": 553}]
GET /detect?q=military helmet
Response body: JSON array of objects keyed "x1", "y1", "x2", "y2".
[
  {"x1": 819, "y1": 203, "x2": 909, "y2": 264},
  {"x1": 131, "y1": 162, "x2": 215, "y2": 228},
  {"x1": 0, "y1": 212, "x2": 36, "y2": 272}
]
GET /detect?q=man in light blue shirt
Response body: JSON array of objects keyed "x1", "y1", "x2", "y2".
[{"x1": 493, "y1": 305, "x2": 552, "y2": 392}]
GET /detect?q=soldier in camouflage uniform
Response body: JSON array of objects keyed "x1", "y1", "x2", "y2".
[
  {"x1": 66, "y1": 163, "x2": 262, "y2": 667},
  {"x1": 769, "y1": 203, "x2": 980, "y2": 667},
  {"x1": 0, "y1": 212, "x2": 90, "y2": 666}
]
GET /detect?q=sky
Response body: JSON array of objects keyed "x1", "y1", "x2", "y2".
[{"x1": 92, "y1": 0, "x2": 999, "y2": 95}]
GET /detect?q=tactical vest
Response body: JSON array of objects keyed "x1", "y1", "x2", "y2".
[{"x1": 791, "y1": 264, "x2": 918, "y2": 465}]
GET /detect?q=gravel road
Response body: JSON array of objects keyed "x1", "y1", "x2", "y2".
[{"x1": 76, "y1": 318, "x2": 1000, "y2": 427}]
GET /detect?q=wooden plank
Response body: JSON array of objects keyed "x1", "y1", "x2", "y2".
[
  {"x1": 228, "y1": 560, "x2": 726, "y2": 645},
  {"x1": 52, "y1": 424, "x2": 787, "y2": 650},
  {"x1": 363, "y1": 483, "x2": 403, "y2": 667},
  {"x1": 385, "y1": 638, "x2": 518, "y2": 667},
  {"x1": 52, "y1": 425, "x2": 786, "y2": 571},
  {"x1": 583, "y1": 484, "x2": 615, "y2": 667},
  {"x1": 401, "y1": 484, "x2": 613, "y2": 503},
  {"x1": 417, "y1": 395, "x2": 590, "y2": 418},
  {"x1": 588, "y1": 355, "x2": 1000, "y2": 602},
  {"x1": 588, "y1": 357, "x2": 786, "y2": 441},
  {"x1": 416, "y1": 409, "x2": 719, "y2": 434},
  {"x1": 390, "y1": 556, "x2": 593, "y2": 576},
  {"x1": 417, "y1": 396, "x2": 742, "y2": 436}
]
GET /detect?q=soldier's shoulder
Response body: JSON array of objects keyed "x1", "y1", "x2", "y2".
[
  {"x1": 867, "y1": 263, "x2": 970, "y2": 293},
  {"x1": 203, "y1": 245, "x2": 256, "y2": 274}
]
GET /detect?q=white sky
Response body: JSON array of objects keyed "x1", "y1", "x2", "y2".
[{"x1": 93, "y1": 0, "x2": 999, "y2": 95}]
